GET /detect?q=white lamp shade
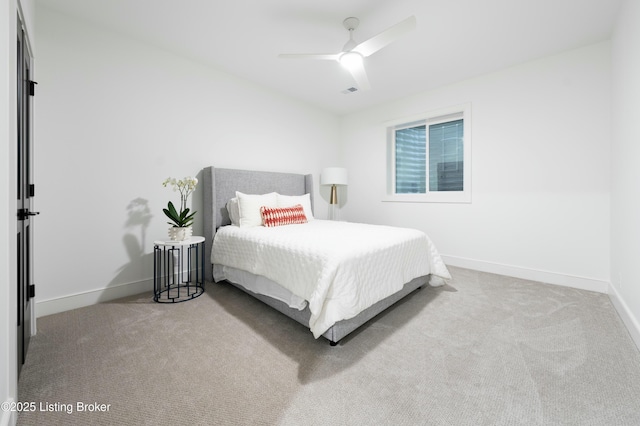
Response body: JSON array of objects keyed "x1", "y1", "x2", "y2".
[{"x1": 320, "y1": 167, "x2": 348, "y2": 186}]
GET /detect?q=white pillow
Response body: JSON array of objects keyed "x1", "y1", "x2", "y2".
[
  {"x1": 277, "y1": 193, "x2": 314, "y2": 220},
  {"x1": 236, "y1": 191, "x2": 278, "y2": 228},
  {"x1": 226, "y1": 198, "x2": 240, "y2": 226}
]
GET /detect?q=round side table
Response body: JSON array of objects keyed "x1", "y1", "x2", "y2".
[{"x1": 153, "y1": 236, "x2": 205, "y2": 303}]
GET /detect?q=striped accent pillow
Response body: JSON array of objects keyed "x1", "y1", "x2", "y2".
[{"x1": 260, "y1": 204, "x2": 308, "y2": 227}]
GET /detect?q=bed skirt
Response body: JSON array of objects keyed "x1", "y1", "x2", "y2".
[{"x1": 220, "y1": 274, "x2": 429, "y2": 345}]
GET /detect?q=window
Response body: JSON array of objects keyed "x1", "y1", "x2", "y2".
[{"x1": 385, "y1": 104, "x2": 471, "y2": 203}]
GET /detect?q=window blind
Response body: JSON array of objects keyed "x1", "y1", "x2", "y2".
[
  {"x1": 429, "y1": 119, "x2": 464, "y2": 191},
  {"x1": 395, "y1": 125, "x2": 426, "y2": 193}
]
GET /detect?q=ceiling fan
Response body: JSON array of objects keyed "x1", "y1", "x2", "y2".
[{"x1": 279, "y1": 16, "x2": 416, "y2": 91}]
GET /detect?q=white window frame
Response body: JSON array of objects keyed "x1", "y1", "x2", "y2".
[{"x1": 384, "y1": 103, "x2": 472, "y2": 203}]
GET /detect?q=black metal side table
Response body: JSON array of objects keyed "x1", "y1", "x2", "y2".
[{"x1": 153, "y1": 236, "x2": 205, "y2": 303}]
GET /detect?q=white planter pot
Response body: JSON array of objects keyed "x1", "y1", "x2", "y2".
[{"x1": 168, "y1": 226, "x2": 192, "y2": 241}]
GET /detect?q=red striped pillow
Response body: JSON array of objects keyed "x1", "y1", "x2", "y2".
[{"x1": 260, "y1": 204, "x2": 308, "y2": 227}]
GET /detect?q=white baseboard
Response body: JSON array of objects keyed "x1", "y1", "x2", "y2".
[
  {"x1": 35, "y1": 279, "x2": 153, "y2": 318},
  {"x1": 1, "y1": 398, "x2": 16, "y2": 426},
  {"x1": 607, "y1": 283, "x2": 640, "y2": 352},
  {"x1": 441, "y1": 255, "x2": 609, "y2": 293},
  {"x1": 442, "y1": 255, "x2": 640, "y2": 352}
]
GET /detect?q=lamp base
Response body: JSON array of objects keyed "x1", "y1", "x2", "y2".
[
  {"x1": 330, "y1": 184, "x2": 338, "y2": 205},
  {"x1": 328, "y1": 204, "x2": 339, "y2": 221}
]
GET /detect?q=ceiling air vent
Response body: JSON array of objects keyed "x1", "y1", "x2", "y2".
[{"x1": 341, "y1": 87, "x2": 358, "y2": 94}]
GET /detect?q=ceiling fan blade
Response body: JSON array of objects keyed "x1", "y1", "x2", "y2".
[
  {"x1": 352, "y1": 15, "x2": 416, "y2": 57},
  {"x1": 348, "y1": 59, "x2": 371, "y2": 91},
  {"x1": 278, "y1": 53, "x2": 341, "y2": 61}
]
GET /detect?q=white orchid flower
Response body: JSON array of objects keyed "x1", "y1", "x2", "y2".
[{"x1": 162, "y1": 175, "x2": 199, "y2": 227}]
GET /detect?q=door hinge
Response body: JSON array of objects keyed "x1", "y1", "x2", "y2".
[
  {"x1": 28, "y1": 284, "x2": 35, "y2": 299},
  {"x1": 29, "y1": 80, "x2": 37, "y2": 96},
  {"x1": 29, "y1": 184, "x2": 35, "y2": 197}
]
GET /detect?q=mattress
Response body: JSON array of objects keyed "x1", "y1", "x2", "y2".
[{"x1": 212, "y1": 219, "x2": 450, "y2": 337}]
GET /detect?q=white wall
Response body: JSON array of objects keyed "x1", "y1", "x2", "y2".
[
  {"x1": 610, "y1": 0, "x2": 640, "y2": 347},
  {"x1": 341, "y1": 42, "x2": 611, "y2": 292},
  {"x1": 33, "y1": 7, "x2": 341, "y2": 316}
]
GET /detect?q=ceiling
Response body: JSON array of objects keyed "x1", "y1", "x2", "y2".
[{"x1": 38, "y1": 0, "x2": 623, "y2": 115}]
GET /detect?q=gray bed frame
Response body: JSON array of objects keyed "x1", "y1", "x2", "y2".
[{"x1": 203, "y1": 166, "x2": 428, "y2": 345}]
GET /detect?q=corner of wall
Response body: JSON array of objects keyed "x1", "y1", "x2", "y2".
[{"x1": 608, "y1": 283, "x2": 640, "y2": 352}]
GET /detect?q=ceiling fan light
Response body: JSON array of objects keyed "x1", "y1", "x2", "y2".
[{"x1": 339, "y1": 52, "x2": 363, "y2": 71}]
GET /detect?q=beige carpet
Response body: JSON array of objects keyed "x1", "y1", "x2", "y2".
[{"x1": 17, "y1": 267, "x2": 640, "y2": 425}]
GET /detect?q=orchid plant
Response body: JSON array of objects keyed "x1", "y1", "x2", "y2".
[{"x1": 162, "y1": 176, "x2": 198, "y2": 228}]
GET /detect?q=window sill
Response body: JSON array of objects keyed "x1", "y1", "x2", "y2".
[{"x1": 382, "y1": 192, "x2": 471, "y2": 204}]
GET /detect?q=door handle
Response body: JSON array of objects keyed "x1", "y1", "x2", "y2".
[{"x1": 17, "y1": 209, "x2": 40, "y2": 220}]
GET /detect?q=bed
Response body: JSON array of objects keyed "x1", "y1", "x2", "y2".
[{"x1": 203, "y1": 166, "x2": 451, "y2": 345}]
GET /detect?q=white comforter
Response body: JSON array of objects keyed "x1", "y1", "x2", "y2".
[{"x1": 212, "y1": 220, "x2": 451, "y2": 338}]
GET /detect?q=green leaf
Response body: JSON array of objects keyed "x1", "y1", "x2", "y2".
[
  {"x1": 167, "y1": 202, "x2": 179, "y2": 218},
  {"x1": 162, "y1": 201, "x2": 196, "y2": 227},
  {"x1": 162, "y1": 208, "x2": 175, "y2": 220},
  {"x1": 163, "y1": 202, "x2": 183, "y2": 226}
]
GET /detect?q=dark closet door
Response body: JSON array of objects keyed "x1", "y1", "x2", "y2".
[{"x1": 17, "y1": 14, "x2": 36, "y2": 377}]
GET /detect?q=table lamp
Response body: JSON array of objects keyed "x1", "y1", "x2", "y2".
[{"x1": 320, "y1": 167, "x2": 348, "y2": 220}]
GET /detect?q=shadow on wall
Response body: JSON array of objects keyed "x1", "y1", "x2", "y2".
[
  {"x1": 125, "y1": 197, "x2": 153, "y2": 252},
  {"x1": 108, "y1": 198, "x2": 154, "y2": 294}
]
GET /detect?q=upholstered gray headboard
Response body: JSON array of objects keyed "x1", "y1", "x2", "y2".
[{"x1": 202, "y1": 166, "x2": 314, "y2": 281}]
